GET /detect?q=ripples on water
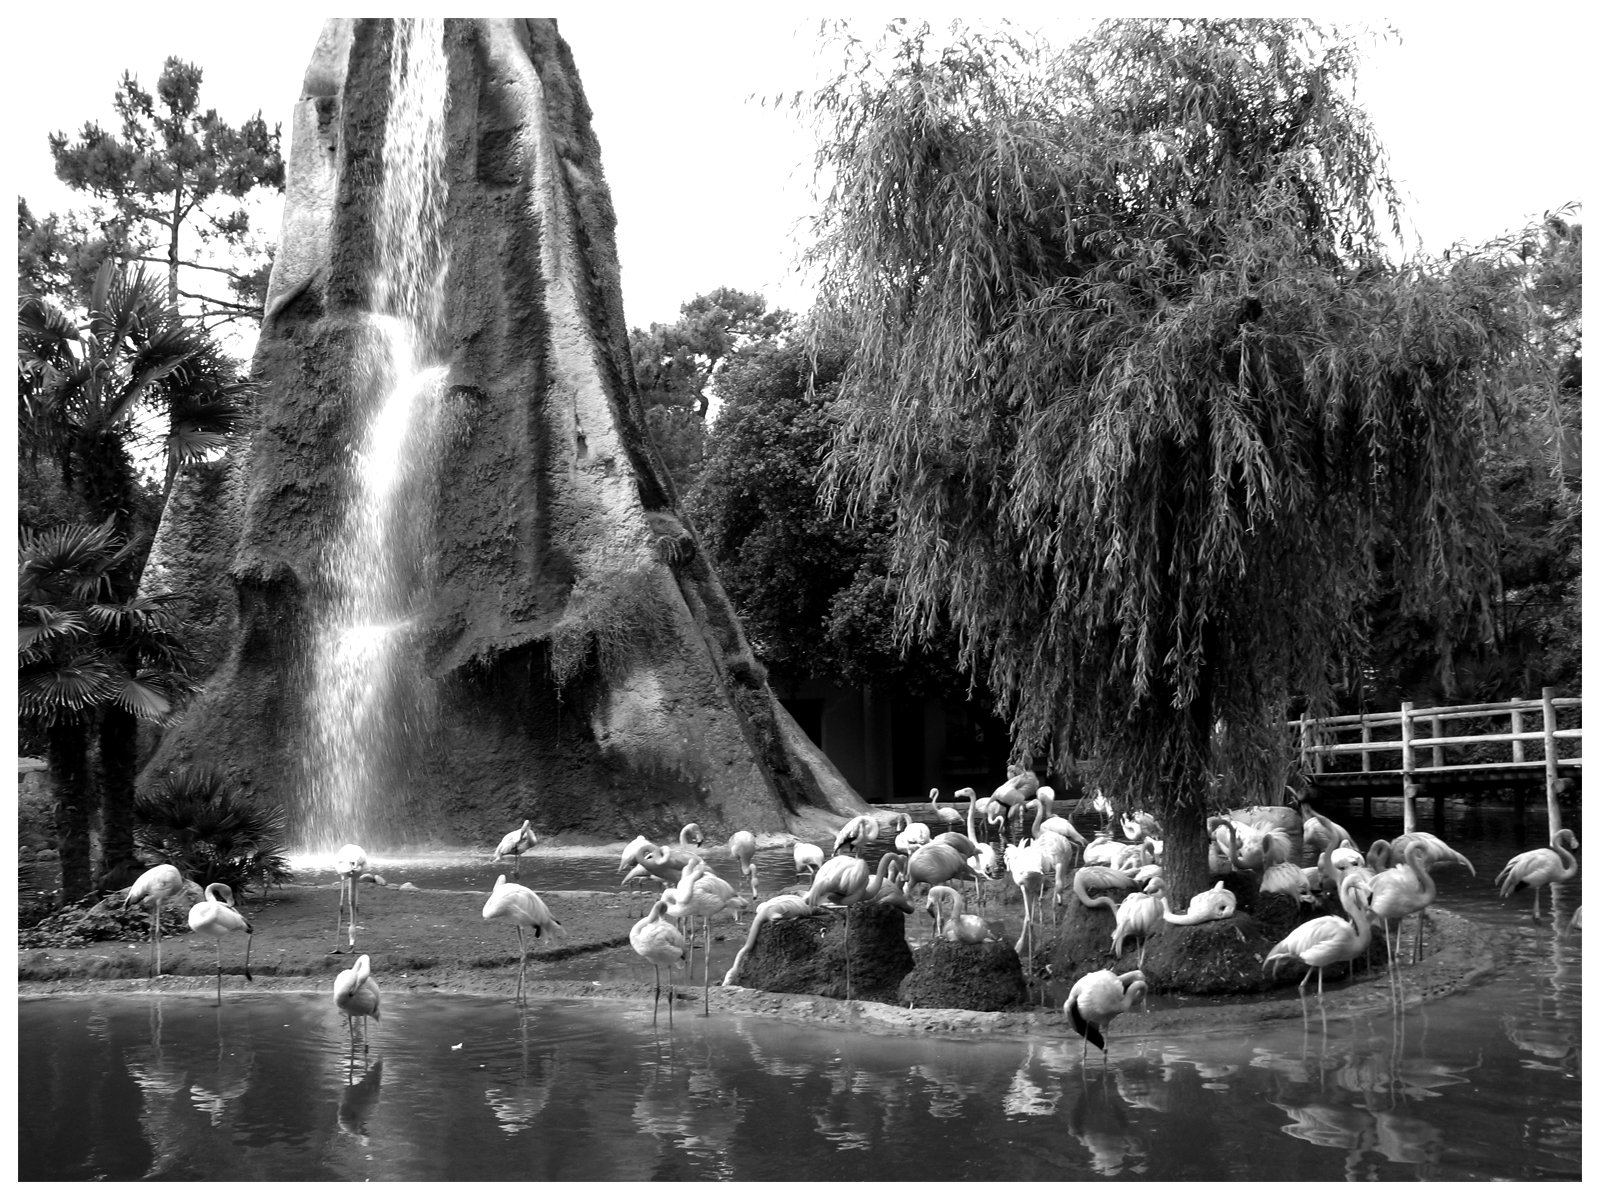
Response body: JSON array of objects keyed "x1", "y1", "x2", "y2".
[{"x1": 20, "y1": 798, "x2": 1581, "y2": 1182}]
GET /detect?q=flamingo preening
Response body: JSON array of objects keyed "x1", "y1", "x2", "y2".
[
  {"x1": 493, "y1": 820, "x2": 538, "y2": 878},
  {"x1": 187, "y1": 882, "x2": 254, "y2": 1005},
  {"x1": 482, "y1": 874, "x2": 565, "y2": 1001},
  {"x1": 1161, "y1": 880, "x2": 1238, "y2": 926},
  {"x1": 124, "y1": 863, "x2": 188, "y2": 978},
  {"x1": 663, "y1": 859, "x2": 744, "y2": 1015},
  {"x1": 1065, "y1": 969, "x2": 1148, "y2": 1065},
  {"x1": 1495, "y1": 829, "x2": 1580, "y2": 920},
  {"x1": 334, "y1": 954, "x2": 381, "y2": 1050},
  {"x1": 1263, "y1": 873, "x2": 1373, "y2": 997},
  {"x1": 630, "y1": 897, "x2": 686, "y2": 1027},
  {"x1": 792, "y1": 841, "x2": 824, "y2": 880},
  {"x1": 1389, "y1": 830, "x2": 1476, "y2": 877},
  {"x1": 833, "y1": 814, "x2": 882, "y2": 857},
  {"x1": 333, "y1": 844, "x2": 368, "y2": 951}
]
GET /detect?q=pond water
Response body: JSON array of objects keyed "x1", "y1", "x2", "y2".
[{"x1": 17, "y1": 796, "x2": 1583, "y2": 1181}]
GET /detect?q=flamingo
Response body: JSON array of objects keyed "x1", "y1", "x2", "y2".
[
  {"x1": 334, "y1": 953, "x2": 381, "y2": 1049},
  {"x1": 805, "y1": 850, "x2": 901, "y2": 1000},
  {"x1": 333, "y1": 844, "x2": 368, "y2": 952},
  {"x1": 1065, "y1": 969, "x2": 1148, "y2": 1065},
  {"x1": 482, "y1": 874, "x2": 565, "y2": 1001},
  {"x1": 1160, "y1": 881, "x2": 1238, "y2": 926},
  {"x1": 792, "y1": 841, "x2": 824, "y2": 880},
  {"x1": 637, "y1": 842, "x2": 703, "y2": 888},
  {"x1": 630, "y1": 897, "x2": 686, "y2": 1026},
  {"x1": 1367, "y1": 839, "x2": 1437, "y2": 969},
  {"x1": 678, "y1": 823, "x2": 705, "y2": 851},
  {"x1": 931, "y1": 788, "x2": 961, "y2": 831},
  {"x1": 925, "y1": 884, "x2": 998, "y2": 943},
  {"x1": 123, "y1": 863, "x2": 188, "y2": 978},
  {"x1": 833, "y1": 814, "x2": 882, "y2": 857},
  {"x1": 1110, "y1": 878, "x2": 1165, "y2": 969},
  {"x1": 1264, "y1": 873, "x2": 1373, "y2": 996},
  {"x1": 1495, "y1": 829, "x2": 1580, "y2": 920},
  {"x1": 1037, "y1": 830, "x2": 1078, "y2": 925},
  {"x1": 1073, "y1": 865, "x2": 1137, "y2": 912},
  {"x1": 1389, "y1": 830, "x2": 1476, "y2": 877},
  {"x1": 187, "y1": 882, "x2": 254, "y2": 1005},
  {"x1": 1004, "y1": 839, "x2": 1047, "y2": 966},
  {"x1": 904, "y1": 841, "x2": 975, "y2": 902},
  {"x1": 1261, "y1": 860, "x2": 1317, "y2": 904},
  {"x1": 727, "y1": 830, "x2": 759, "y2": 903},
  {"x1": 894, "y1": 819, "x2": 932, "y2": 855},
  {"x1": 663, "y1": 859, "x2": 745, "y2": 1014},
  {"x1": 493, "y1": 820, "x2": 538, "y2": 878},
  {"x1": 723, "y1": 893, "x2": 814, "y2": 985},
  {"x1": 1030, "y1": 786, "x2": 1088, "y2": 848},
  {"x1": 1298, "y1": 797, "x2": 1357, "y2": 856}
]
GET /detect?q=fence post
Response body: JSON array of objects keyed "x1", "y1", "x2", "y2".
[
  {"x1": 1430, "y1": 714, "x2": 1443, "y2": 768},
  {"x1": 1401, "y1": 701, "x2": 1416, "y2": 832},
  {"x1": 1511, "y1": 698, "x2": 1525, "y2": 763},
  {"x1": 1542, "y1": 687, "x2": 1561, "y2": 842},
  {"x1": 1361, "y1": 714, "x2": 1372, "y2": 773}
]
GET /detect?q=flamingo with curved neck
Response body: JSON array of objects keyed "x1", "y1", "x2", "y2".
[{"x1": 1496, "y1": 829, "x2": 1580, "y2": 920}]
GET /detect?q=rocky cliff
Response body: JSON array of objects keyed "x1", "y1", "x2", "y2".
[{"x1": 141, "y1": 18, "x2": 857, "y2": 852}]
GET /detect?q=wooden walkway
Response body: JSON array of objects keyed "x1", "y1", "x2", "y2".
[{"x1": 1292, "y1": 688, "x2": 1581, "y2": 837}]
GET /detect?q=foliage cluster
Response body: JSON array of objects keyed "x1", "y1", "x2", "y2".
[
  {"x1": 548, "y1": 562, "x2": 681, "y2": 696},
  {"x1": 133, "y1": 766, "x2": 293, "y2": 896}
]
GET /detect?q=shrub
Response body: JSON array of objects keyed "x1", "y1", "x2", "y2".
[{"x1": 133, "y1": 766, "x2": 294, "y2": 897}]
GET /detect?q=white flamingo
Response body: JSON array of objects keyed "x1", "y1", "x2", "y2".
[
  {"x1": 1065, "y1": 969, "x2": 1148, "y2": 1065},
  {"x1": 925, "y1": 884, "x2": 997, "y2": 944},
  {"x1": 727, "y1": 830, "x2": 759, "y2": 903},
  {"x1": 1495, "y1": 829, "x2": 1580, "y2": 920},
  {"x1": 630, "y1": 898, "x2": 685, "y2": 1026},
  {"x1": 1110, "y1": 878, "x2": 1165, "y2": 969},
  {"x1": 334, "y1": 953, "x2": 381, "y2": 1049},
  {"x1": 904, "y1": 841, "x2": 976, "y2": 903},
  {"x1": 123, "y1": 863, "x2": 188, "y2": 978},
  {"x1": 1073, "y1": 865, "x2": 1138, "y2": 913},
  {"x1": 333, "y1": 843, "x2": 368, "y2": 951},
  {"x1": 792, "y1": 841, "x2": 824, "y2": 880},
  {"x1": 1264, "y1": 873, "x2": 1373, "y2": 997},
  {"x1": 187, "y1": 882, "x2": 253, "y2": 1005},
  {"x1": 1161, "y1": 880, "x2": 1238, "y2": 926},
  {"x1": 482, "y1": 874, "x2": 565, "y2": 1001},
  {"x1": 1030, "y1": 787, "x2": 1088, "y2": 848},
  {"x1": 894, "y1": 819, "x2": 932, "y2": 855},
  {"x1": 663, "y1": 859, "x2": 745, "y2": 1014},
  {"x1": 1367, "y1": 839, "x2": 1437, "y2": 968},
  {"x1": 493, "y1": 820, "x2": 538, "y2": 878},
  {"x1": 930, "y1": 788, "x2": 961, "y2": 831},
  {"x1": 805, "y1": 850, "x2": 902, "y2": 1000},
  {"x1": 1004, "y1": 839, "x2": 1047, "y2": 965},
  {"x1": 1389, "y1": 830, "x2": 1476, "y2": 877},
  {"x1": 833, "y1": 814, "x2": 882, "y2": 857}
]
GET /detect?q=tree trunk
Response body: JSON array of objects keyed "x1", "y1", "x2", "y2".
[
  {"x1": 96, "y1": 705, "x2": 145, "y2": 891},
  {"x1": 48, "y1": 722, "x2": 96, "y2": 902},
  {"x1": 1160, "y1": 793, "x2": 1213, "y2": 911}
]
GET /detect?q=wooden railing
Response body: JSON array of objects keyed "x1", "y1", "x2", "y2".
[{"x1": 1290, "y1": 687, "x2": 1581, "y2": 839}]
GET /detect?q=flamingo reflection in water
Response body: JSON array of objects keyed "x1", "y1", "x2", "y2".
[{"x1": 338, "y1": 1058, "x2": 384, "y2": 1142}]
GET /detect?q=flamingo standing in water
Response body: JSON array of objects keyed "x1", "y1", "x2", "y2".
[
  {"x1": 630, "y1": 898, "x2": 686, "y2": 1026},
  {"x1": 833, "y1": 814, "x2": 882, "y2": 858},
  {"x1": 663, "y1": 859, "x2": 744, "y2": 1015},
  {"x1": 1264, "y1": 873, "x2": 1373, "y2": 997},
  {"x1": 187, "y1": 882, "x2": 254, "y2": 1005},
  {"x1": 493, "y1": 820, "x2": 538, "y2": 879},
  {"x1": 124, "y1": 863, "x2": 189, "y2": 978},
  {"x1": 333, "y1": 844, "x2": 368, "y2": 952},
  {"x1": 482, "y1": 875, "x2": 565, "y2": 1001},
  {"x1": 931, "y1": 788, "x2": 962, "y2": 831},
  {"x1": 727, "y1": 830, "x2": 759, "y2": 904},
  {"x1": 1367, "y1": 839, "x2": 1437, "y2": 969},
  {"x1": 1065, "y1": 969, "x2": 1148, "y2": 1065},
  {"x1": 1495, "y1": 829, "x2": 1581, "y2": 920},
  {"x1": 334, "y1": 954, "x2": 381, "y2": 1050}
]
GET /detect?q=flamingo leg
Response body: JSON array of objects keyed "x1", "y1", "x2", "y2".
[
  {"x1": 349, "y1": 876, "x2": 359, "y2": 948},
  {"x1": 516, "y1": 926, "x2": 527, "y2": 1003},
  {"x1": 215, "y1": 939, "x2": 223, "y2": 1006},
  {"x1": 703, "y1": 917, "x2": 711, "y2": 1016},
  {"x1": 148, "y1": 899, "x2": 161, "y2": 977}
]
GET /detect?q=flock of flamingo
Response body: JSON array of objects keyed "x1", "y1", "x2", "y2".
[{"x1": 115, "y1": 775, "x2": 1581, "y2": 1064}]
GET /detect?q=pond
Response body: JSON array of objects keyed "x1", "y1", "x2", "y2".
[{"x1": 17, "y1": 796, "x2": 1582, "y2": 1181}]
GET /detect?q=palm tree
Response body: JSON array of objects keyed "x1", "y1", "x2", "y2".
[
  {"x1": 18, "y1": 260, "x2": 252, "y2": 892},
  {"x1": 19, "y1": 522, "x2": 201, "y2": 899}
]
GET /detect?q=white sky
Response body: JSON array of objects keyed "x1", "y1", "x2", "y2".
[{"x1": 5, "y1": 7, "x2": 1589, "y2": 337}]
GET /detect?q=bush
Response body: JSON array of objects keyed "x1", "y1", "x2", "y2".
[{"x1": 133, "y1": 766, "x2": 294, "y2": 897}]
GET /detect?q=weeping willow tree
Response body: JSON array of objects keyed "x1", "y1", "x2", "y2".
[{"x1": 807, "y1": 19, "x2": 1548, "y2": 905}]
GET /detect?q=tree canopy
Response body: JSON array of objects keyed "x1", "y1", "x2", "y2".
[
  {"x1": 804, "y1": 18, "x2": 1555, "y2": 900},
  {"x1": 47, "y1": 56, "x2": 284, "y2": 331}
]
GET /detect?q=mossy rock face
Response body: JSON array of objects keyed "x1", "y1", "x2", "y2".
[
  {"x1": 898, "y1": 939, "x2": 1027, "y2": 1011},
  {"x1": 732, "y1": 902, "x2": 913, "y2": 1003},
  {"x1": 1049, "y1": 885, "x2": 1391, "y2": 996}
]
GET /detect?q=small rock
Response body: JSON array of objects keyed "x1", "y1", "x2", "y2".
[
  {"x1": 359, "y1": 873, "x2": 377, "y2": 884},
  {"x1": 372, "y1": 874, "x2": 388, "y2": 886},
  {"x1": 399, "y1": 882, "x2": 418, "y2": 891}
]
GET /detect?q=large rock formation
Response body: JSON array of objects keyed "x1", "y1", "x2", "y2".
[{"x1": 141, "y1": 19, "x2": 856, "y2": 851}]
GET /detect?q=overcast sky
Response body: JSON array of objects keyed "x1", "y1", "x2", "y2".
[{"x1": 7, "y1": 8, "x2": 1588, "y2": 336}]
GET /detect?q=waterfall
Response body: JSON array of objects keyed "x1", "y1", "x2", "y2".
[{"x1": 299, "y1": 19, "x2": 451, "y2": 855}]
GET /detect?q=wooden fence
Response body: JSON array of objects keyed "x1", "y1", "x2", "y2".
[{"x1": 1290, "y1": 687, "x2": 1582, "y2": 839}]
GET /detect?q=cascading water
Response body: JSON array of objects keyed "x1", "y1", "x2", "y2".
[{"x1": 299, "y1": 19, "x2": 451, "y2": 855}]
